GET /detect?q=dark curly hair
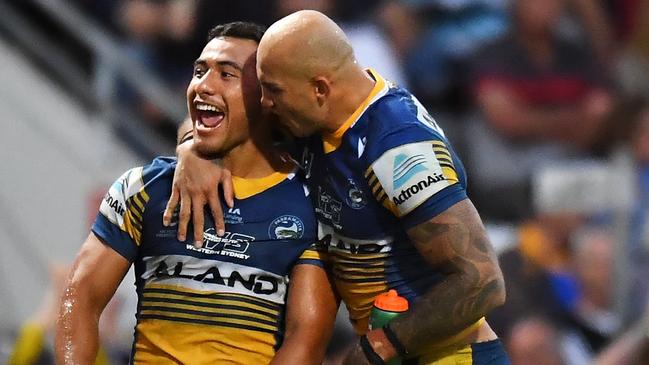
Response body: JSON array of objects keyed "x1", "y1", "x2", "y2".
[{"x1": 207, "y1": 21, "x2": 266, "y2": 44}]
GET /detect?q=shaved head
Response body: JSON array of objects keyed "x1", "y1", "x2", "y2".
[
  {"x1": 256, "y1": 10, "x2": 376, "y2": 137},
  {"x1": 258, "y1": 10, "x2": 355, "y2": 79}
]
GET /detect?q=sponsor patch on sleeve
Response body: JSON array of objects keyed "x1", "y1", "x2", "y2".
[
  {"x1": 366, "y1": 141, "x2": 458, "y2": 216},
  {"x1": 99, "y1": 167, "x2": 145, "y2": 226}
]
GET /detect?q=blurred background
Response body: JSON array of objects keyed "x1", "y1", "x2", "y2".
[{"x1": 1, "y1": 0, "x2": 648, "y2": 364}]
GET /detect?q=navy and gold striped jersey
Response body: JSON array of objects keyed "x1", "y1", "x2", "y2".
[
  {"x1": 92, "y1": 157, "x2": 322, "y2": 364},
  {"x1": 301, "y1": 69, "x2": 484, "y2": 361}
]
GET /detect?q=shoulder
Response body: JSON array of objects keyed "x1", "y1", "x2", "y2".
[
  {"x1": 99, "y1": 156, "x2": 175, "y2": 218},
  {"x1": 364, "y1": 89, "x2": 448, "y2": 160}
]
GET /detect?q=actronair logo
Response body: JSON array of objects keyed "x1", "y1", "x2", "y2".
[
  {"x1": 370, "y1": 141, "x2": 455, "y2": 216},
  {"x1": 393, "y1": 153, "x2": 428, "y2": 189},
  {"x1": 392, "y1": 172, "x2": 446, "y2": 206}
]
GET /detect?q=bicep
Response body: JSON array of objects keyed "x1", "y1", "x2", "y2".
[
  {"x1": 406, "y1": 199, "x2": 497, "y2": 274},
  {"x1": 67, "y1": 232, "x2": 131, "y2": 312},
  {"x1": 285, "y1": 264, "x2": 338, "y2": 341}
]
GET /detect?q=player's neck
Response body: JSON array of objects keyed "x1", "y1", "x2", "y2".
[
  {"x1": 326, "y1": 66, "x2": 376, "y2": 133},
  {"x1": 222, "y1": 134, "x2": 288, "y2": 179}
]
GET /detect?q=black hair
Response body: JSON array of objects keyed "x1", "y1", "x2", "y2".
[{"x1": 207, "y1": 21, "x2": 266, "y2": 44}]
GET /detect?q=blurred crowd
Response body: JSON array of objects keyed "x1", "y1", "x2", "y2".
[{"x1": 4, "y1": 0, "x2": 649, "y2": 364}]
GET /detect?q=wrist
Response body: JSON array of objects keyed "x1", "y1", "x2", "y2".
[{"x1": 365, "y1": 329, "x2": 398, "y2": 362}]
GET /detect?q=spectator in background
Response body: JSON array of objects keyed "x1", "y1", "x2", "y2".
[
  {"x1": 565, "y1": 227, "x2": 620, "y2": 355},
  {"x1": 489, "y1": 212, "x2": 584, "y2": 339},
  {"x1": 494, "y1": 222, "x2": 621, "y2": 364},
  {"x1": 621, "y1": 104, "x2": 649, "y2": 324},
  {"x1": 387, "y1": 0, "x2": 510, "y2": 110},
  {"x1": 507, "y1": 316, "x2": 566, "y2": 365},
  {"x1": 467, "y1": 0, "x2": 615, "y2": 220},
  {"x1": 629, "y1": 107, "x2": 649, "y2": 255},
  {"x1": 593, "y1": 301, "x2": 649, "y2": 365}
]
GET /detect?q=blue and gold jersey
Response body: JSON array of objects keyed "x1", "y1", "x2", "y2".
[
  {"x1": 92, "y1": 157, "x2": 322, "y2": 364},
  {"x1": 302, "y1": 70, "x2": 483, "y2": 360}
]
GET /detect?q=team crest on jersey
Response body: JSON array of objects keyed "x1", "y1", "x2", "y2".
[
  {"x1": 345, "y1": 179, "x2": 366, "y2": 209},
  {"x1": 268, "y1": 215, "x2": 304, "y2": 239}
]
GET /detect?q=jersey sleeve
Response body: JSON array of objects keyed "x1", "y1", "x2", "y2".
[
  {"x1": 364, "y1": 110, "x2": 467, "y2": 229},
  {"x1": 91, "y1": 166, "x2": 150, "y2": 262},
  {"x1": 296, "y1": 239, "x2": 329, "y2": 267}
]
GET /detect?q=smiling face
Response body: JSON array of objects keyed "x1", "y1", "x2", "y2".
[{"x1": 187, "y1": 36, "x2": 261, "y2": 158}]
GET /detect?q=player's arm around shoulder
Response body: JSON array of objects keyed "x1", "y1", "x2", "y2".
[
  {"x1": 270, "y1": 263, "x2": 339, "y2": 365},
  {"x1": 164, "y1": 128, "x2": 234, "y2": 245},
  {"x1": 54, "y1": 232, "x2": 130, "y2": 365}
]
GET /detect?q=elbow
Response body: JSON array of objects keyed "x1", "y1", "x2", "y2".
[
  {"x1": 492, "y1": 273, "x2": 506, "y2": 309},
  {"x1": 485, "y1": 268, "x2": 506, "y2": 312}
]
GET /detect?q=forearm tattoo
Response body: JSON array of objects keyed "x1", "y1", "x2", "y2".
[{"x1": 390, "y1": 201, "x2": 505, "y2": 354}]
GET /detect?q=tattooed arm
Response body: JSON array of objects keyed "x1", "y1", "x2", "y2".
[{"x1": 343, "y1": 199, "x2": 505, "y2": 364}]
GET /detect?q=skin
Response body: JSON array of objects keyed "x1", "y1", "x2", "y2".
[
  {"x1": 168, "y1": 10, "x2": 506, "y2": 363},
  {"x1": 56, "y1": 35, "x2": 337, "y2": 365}
]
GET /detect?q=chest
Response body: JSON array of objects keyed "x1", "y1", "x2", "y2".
[
  {"x1": 138, "y1": 194, "x2": 310, "y2": 277},
  {"x1": 305, "y1": 139, "x2": 397, "y2": 239}
]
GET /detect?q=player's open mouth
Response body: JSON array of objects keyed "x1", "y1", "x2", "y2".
[{"x1": 195, "y1": 102, "x2": 225, "y2": 129}]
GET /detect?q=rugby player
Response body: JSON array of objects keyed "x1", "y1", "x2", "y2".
[
  {"x1": 55, "y1": 22, "x2": 337, "y2": 364},
  {"x1": 168, "y1": 11, "x2": 510, "y2": 365}
]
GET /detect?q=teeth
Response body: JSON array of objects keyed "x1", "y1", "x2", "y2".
[{"x1": 196, "y1": 103, "x2": 221, "y2": 112}]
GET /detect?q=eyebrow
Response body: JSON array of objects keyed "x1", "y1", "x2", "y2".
[
  {"x1": 193, "y1": 59, "x2": 243, "y2": 71},
  {"x1": 261, "y1": 81, "x2": 280, "y2": 89}
]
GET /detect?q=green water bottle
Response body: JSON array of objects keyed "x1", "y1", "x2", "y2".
[{"x1": 369, "y1": 289, "x2": 409, "y2": 365}]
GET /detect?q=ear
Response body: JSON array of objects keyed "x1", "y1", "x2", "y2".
[{"x1": 313, "y1": 76, "x2": 331, "y2": 107}]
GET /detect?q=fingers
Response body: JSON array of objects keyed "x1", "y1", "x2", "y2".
[
  {"x1": 222, "y1": 170, "x2": 234, "y2": 208},
  {"x1": 163, "y1": 186, "x2": 180, "y2": 226},
  {"x1": 177, "y1": 189, "x2": 191, "y2": 241},
  {"x1": 192, "y1": 198, "x2": 205, "y2": 247},
  {"x1": 209, "y1": 191, "x2": 225, "y2": 237}
]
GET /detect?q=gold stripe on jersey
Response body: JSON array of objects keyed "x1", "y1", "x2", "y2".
[
  {"x1": 120, "y1": 190, "x2": 149, "y2": 245},
  {"x1": 417, "y1": 344, "x2": 473, "y2": 365},
  {"x1": 128, "y1": 205, "x2": 143, "y2": 221},
  {"x1": 299, "y1": 248, "x2": 328, "y2": 262},
  {"x1": 232, "y1": 166, "x2": 293, "y2": 200},
  {"x1": 143, "y1": 284, "x2": 281, "y2": 313},
  {"x1": 367, "y1": 173, "x2": 379, "y2": 189},
  {"x1": 365, "y1": 168, "x2": 401, "y2": 216},
  {"x1": 336, "y1": 279, "x2": 389, "y2": 334},
  {"x1": 140, "y1": 284, "x2": 281, "y2": 333},
  {"x1": 328, "y1": 250, "x2": 389, "y2": 261},
  {"x1": 140, "y1": 299, "x2": 279, "y2": 328},
  {"x1": 430, "y1": 141, "x2": 460, "y2": 185},
  {"x1": 122, "y1": 210, "x2": 142, "y2": 245},
  {"x1": 138, "y1": 310, "x2": 278, "y2": 333},
  {"x1": 133, "y1": 318, "x2": 276, "y2": 364},
  {"x1": 131, "y1": 193, "x2": 145, "y2": 211},
  {"x1": 142, "y1": 290, "x2": 279, "y2": 317},
  {"x1": 328, "y1": 251, "x2": 388, "y2": 285}
]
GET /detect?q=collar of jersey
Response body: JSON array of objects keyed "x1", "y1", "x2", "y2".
[
  {"x1": 232, "y1": 167, "x2": 295, "y2": 200},
  {"x1": 322, "y1": 68, "x2": 388, "y2": 154}
]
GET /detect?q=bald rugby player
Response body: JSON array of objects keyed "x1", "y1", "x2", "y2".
[{"x1": 168, "y1": 11, "x2": 509, "y2": 365}]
